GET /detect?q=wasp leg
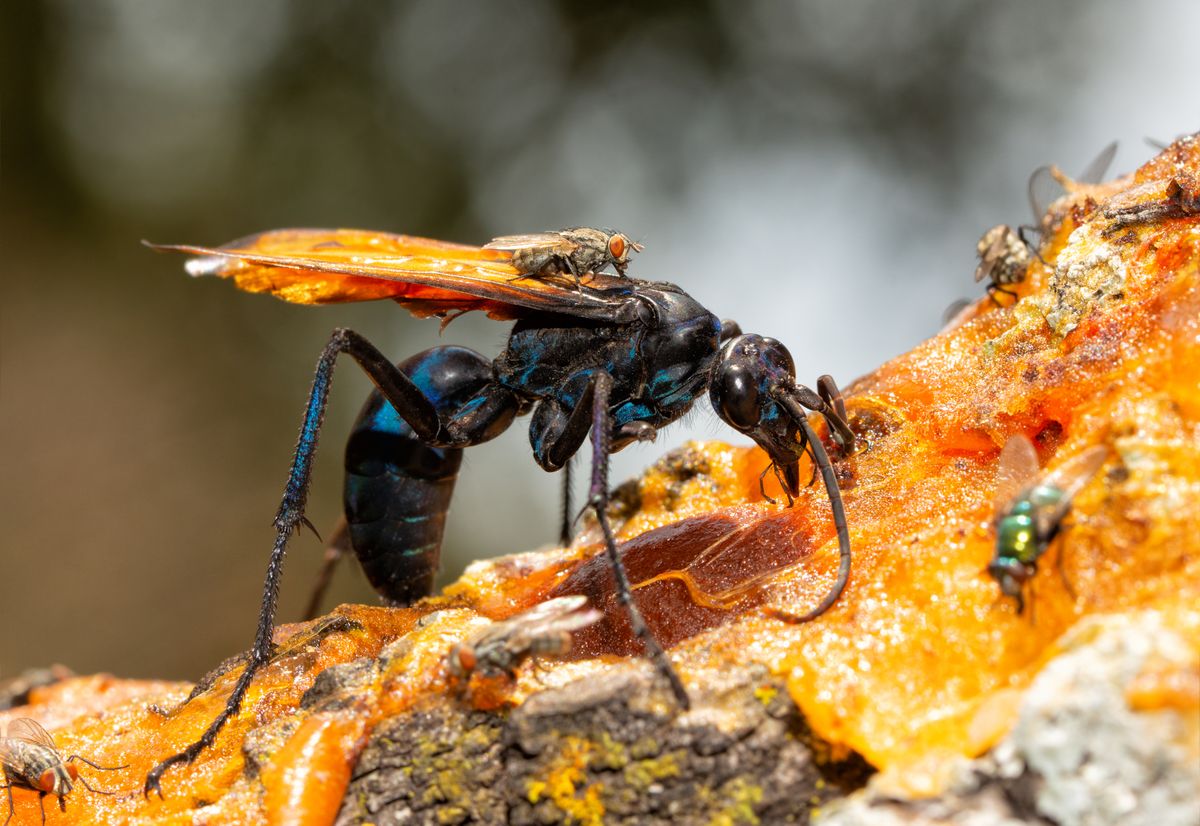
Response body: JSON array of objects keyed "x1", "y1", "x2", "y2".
[
  {"x1": 792, "y1": 383, "x2": 855, "y2": 452},
  {"x1": 584, "y1": 372, "x2": 690, "y2": 708},
  {"x1": 302, "y1": 517, "x2": 351, "y2": 621},
  {"x1": 144, "y1": 329, "x2": 513, "y2": 797},
  {"x1": 765, "y1": 396, "x2": 852, "y2": 623},
  {"x1": 559, "y1": 456, "x2": 574, "y2": 546}
]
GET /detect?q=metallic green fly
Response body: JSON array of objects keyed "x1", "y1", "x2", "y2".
[{"x1": 988, "y1": 435, "x2": 1109, "y2": 614}]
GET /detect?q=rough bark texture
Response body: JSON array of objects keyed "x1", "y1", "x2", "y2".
[
  {"x1": 335, "y1": 668, "x2": 870, "y2": 825},
  {"x1": 1, "y1": 136, "x2": 1198, "y2": 825}
]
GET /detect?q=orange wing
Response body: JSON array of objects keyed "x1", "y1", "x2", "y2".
[{"x1": 147, "y1": 228, "x2": 635, "y2": 322}]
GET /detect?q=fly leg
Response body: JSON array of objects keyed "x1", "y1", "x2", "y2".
[
  {"x1": 2, "y1": 783, "x2": 13, "y2": 826},
  {"x1": 1053, "y1": 541, "x2": 1077, "y2": 602},
  {"x1": 144, "y1": 329, "x2": 512, "y2": 797},
  {"x1": 986, "y1": 283, "x2": 1020, "y2": 307}
]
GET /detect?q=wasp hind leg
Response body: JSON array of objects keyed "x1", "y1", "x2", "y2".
[{"x1": 144, "y1": 329, "x2": 516, "y2": 798}]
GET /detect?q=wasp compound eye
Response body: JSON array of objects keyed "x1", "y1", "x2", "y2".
[{"x1": 712, "y1": 361, "x2": 760, "y2": 430}]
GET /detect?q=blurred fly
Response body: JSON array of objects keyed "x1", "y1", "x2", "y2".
[
  {"x1": 973, "y1": 224, "x2": 1035, "y2": 305},
  {"x1": 484, "y1": 227, "x2": 643, "y2": 284},
  {"x1": 1025, "y1": 140, "x2": 1118, "y2": 236},
  {"x1": 447, "y1": 596, "x2": 603, "y2": 682},
  {"x1": 973, "y1": 141, "x2": 1118, "y2": 306},
  {"x1": 988, "y1": 435, "x2": 1109, "y2": 615},
  {"x1": 0, "y1": 718, "x2": 125, "y2": 826}
]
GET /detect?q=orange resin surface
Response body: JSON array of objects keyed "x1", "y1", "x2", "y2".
[{"x1": 5, "y1": 137, "x2": 1198, "y2": 824}]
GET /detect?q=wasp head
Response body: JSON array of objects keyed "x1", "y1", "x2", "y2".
[{"x1": 710, "y1": 334, "x2": 806, "y2": 497}]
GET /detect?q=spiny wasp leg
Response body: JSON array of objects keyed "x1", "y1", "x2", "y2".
[
  {"x1": 144, "y1": 328, "x2": 506, "y2": 797},
  {"x1": 584, "y1": 372, "x2": 690, "y2": 708}
]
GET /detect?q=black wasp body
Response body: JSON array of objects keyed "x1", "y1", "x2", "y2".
[
  {"x1": 143, "y1": 227, "x2": 855, "y2": 796},
  {"x1": 339, "y1": 283, "x2": 719, "y2": 605}
]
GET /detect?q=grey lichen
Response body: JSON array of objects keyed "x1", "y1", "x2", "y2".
[{"x1": 817, "y1": 611, "x2": 1199, "y2": 826}]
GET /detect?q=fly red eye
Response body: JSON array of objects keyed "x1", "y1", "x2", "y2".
[
  {"x1": 67, "y1": 764, "x2": 80, "y2": 780},
  {"x1": 37, "y1": 770, "x2": 57, "y2": 792},
  {"x1": 457, "y1": 647, "x2": 476, "y2": 673},
  {"x1": 608, "y1": 235, "x2": 626, "y2": 260}
]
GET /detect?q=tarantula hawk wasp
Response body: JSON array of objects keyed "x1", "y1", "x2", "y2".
[{"x1": 140, "y1": 226, "x2": 856, "y2": 797}]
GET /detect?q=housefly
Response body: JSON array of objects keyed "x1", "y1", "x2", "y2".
[
  {"x1": 973, "y1": 223, "x2": 1035, "y2": 304},
  {"x1": 0, "y1": 718, "x2": 125, "y2": 825},
  {"x1": 971, "y1": 142, "x2": 1118, "y2": 307},
  {"x1": 447, "y1": 596, "x2": 603, "y2": 682},
  {"x1": 988, "y1": 435, "x2": 1109, "y2": 615},
  {"x1": 483, "y1": 227, "x2": 643, "y2": 284}
]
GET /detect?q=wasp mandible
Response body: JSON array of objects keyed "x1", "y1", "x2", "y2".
[{"x1": 141, "y1": 225, "x2": 856, "y2": 796}]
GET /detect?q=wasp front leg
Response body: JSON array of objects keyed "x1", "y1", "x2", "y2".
[{"x1": 528, "y1": 374, "x2": 690, "y2": 708}]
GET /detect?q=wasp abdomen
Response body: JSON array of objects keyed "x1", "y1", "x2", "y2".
[{"x1": 344, "y1": 346, "x2": 491, "y2": 605}]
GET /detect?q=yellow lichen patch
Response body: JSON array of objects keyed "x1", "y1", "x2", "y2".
[
  {"x1": 526, "y1": 736, "x2": 606, "y2": 826},
  {"x1": 11, "y1": 136, "x2": 1200, "y2": 821}
]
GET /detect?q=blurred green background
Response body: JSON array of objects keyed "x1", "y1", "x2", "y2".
[{"x1": 2, "y1": 0, "x2": 1196, "y2": 681}]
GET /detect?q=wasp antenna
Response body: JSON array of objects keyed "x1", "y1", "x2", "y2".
[{"x1": 765, "y1": 392, "x2": 852, "y2": 622}]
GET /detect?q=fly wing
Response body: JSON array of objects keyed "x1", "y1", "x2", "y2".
[
  {"x1": 1032, "y1": 445, "x2": 1109, "y2": 536},
  {"x1": 472, "y1": 596, "x2": 599, "y2": 649},
  {"x1": 1078, "y1": 141, "x2": 1118, "y2": 185},
  {"x1": 482, "y1": 232, "x2": 574, "y2": 253},
  {"x1": 1028, "y1": 165, "x2": 1062, "y2": 225},
  {"x1": 1028, "y1": 142, "x2": 1118, "y2": 223},
  {"x1": 148, "y1": 228, "x2": 635, "y2": 322},
  {"x1": 994, "y1": 435, "x2": 1040, "y2": 522},
  {"x1": 518, "y1": 598, "x2": 604, "y2": 636},
  {"x1": 0, "y1": 718, "x2": 57, "y2": 749}
]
